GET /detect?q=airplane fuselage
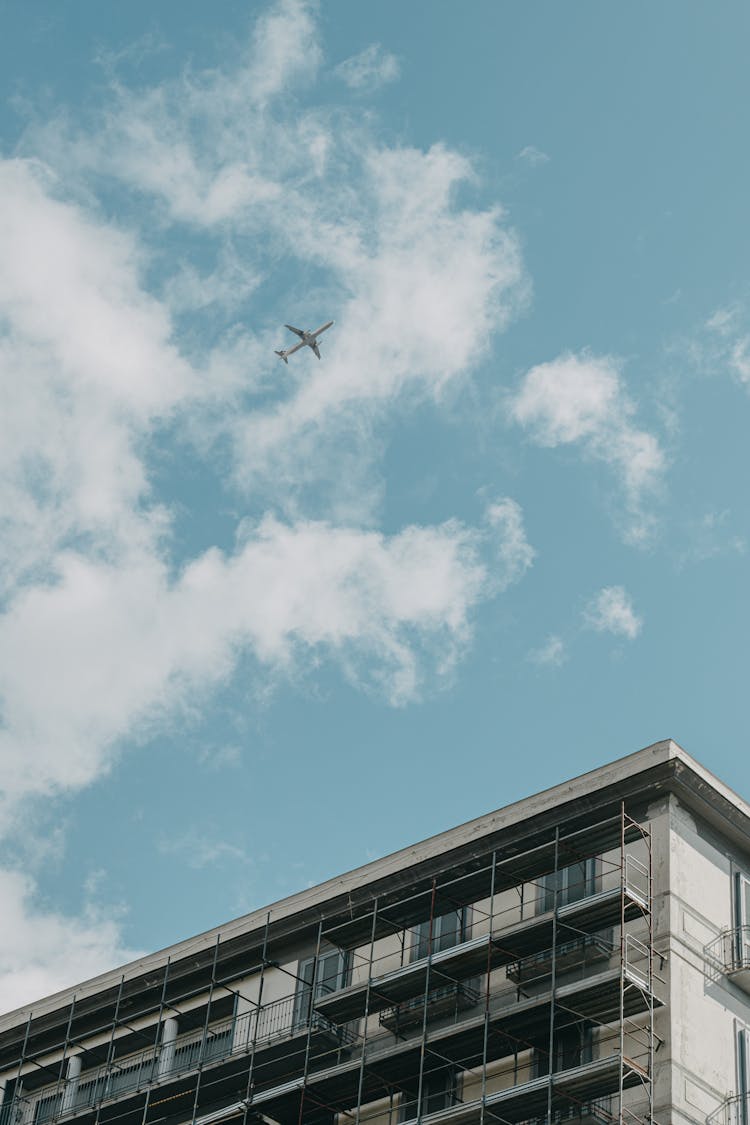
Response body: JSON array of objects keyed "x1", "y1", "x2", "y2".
[{"x1": 275, "y1": 320, "x2": 334, "y2": 364}]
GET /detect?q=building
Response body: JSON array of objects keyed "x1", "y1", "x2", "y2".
[{"x1": 1, "y1": 740, "x2": 749, "y2": 1125}]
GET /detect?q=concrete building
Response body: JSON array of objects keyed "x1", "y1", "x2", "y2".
[{"x1": 1, "y1": 740, "x2": 749, "y2": 1125}]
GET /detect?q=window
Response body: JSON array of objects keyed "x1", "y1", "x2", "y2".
[
  {"x1": 540, "y1": 859, "x2": 597, "y2": 914},
  {"x1": 412, "y1": 910, "x2": 468, "y2": 962},
  {"x1": 398, "y1": 1068, "x2": 459, "y2": 1122},
  {"x1": 735, "y1": 873, "x2": 750, "y2": 968},
  {"x1": 533, "y1": 1024, "x2": 593, "y2": 1077},
  {"x1": 294, "y1": 948, "x2": 349, "y2": 1029},
  {"x1": 737, "y1": 1026, "x2": 749, "y2": 1125},
  {"x1": 0, "y1": 1082, "x2": 18, "y2": 1125}
]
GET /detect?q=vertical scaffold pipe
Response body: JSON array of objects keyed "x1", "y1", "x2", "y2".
[
  {"x1": 244, "y1": 911, "x2": 271, "y2": 1117},
  {"x1": 619, "y1": 802, "x2": 626, "y2": 1125},
  {"x1": 416, "y1": 878, "x2": 438, "y2": 1124},
  {"x1": 546, "y1": 826, "x2": 560, "y2": 1125},
  {"x1": 191, "y1": 935, "x2": 221, "y2": 1125},
  {"x1": 297, "y1": 920, "x2": 323, "y2": 1125},
  {"x1": 95, "y1": 976, "x2": 124, "y2": 1125},
  {"x1": 480, "y1": 851, "x2": 498, "y2": 1125},
  {"x1": 354, "y1": 897, "x2": 379, "y2": 1125}
]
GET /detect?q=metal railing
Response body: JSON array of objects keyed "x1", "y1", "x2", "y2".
[
  {"x1": 506, "y1": 932, "x2": 614, "y2": 985},
  {"x1": 707, "y1": 1093, "x2": 750, "y2": 1125},
  {"x1": 519, "y1": 1099, "x2": 615, "y2": 1125},
  {"x1": 623, "y1": 933, "x2": 651, "y2": 989},
  {"x1": 624, "y1": 854, "x2": 650, "y2": 907},
  {"x1": 379, "y1": 982, "x2": 481, "y2": 1032},
  {"x1": 705, "y1": 927, "x2": 750, "y2": 976},
  {"x1": 28, "y1": 993, "x2": 347, "y2": 1125}
]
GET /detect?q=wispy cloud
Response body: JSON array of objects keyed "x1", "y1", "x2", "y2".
[
  {"x1": 335, "y1": 44, "x2": 400, "y2": 91},
  {"x1": 515, "y1": 145, "x2": 550, "y2": 167},
  {"x1": 677, "y1": 509, "x2": 746, "y2": 568},
  {"x1": 704, "y1": 302, "x2": 750, "y2": 387},
  {"x1": 159, "y1": 831, "x2": 253, "y2": 870},
  {"x1": 583, "y1": 586, "x2": 642, "y2": 640},
  {"x1": 509, "y1": 352, "x2": 665, "y2": 544},
  {"x1": 528, "y1": 634, "x2": 567, "y2": 667},
  {"x1": 197, "y1": 744, "x2": 243, "y2": 770}
]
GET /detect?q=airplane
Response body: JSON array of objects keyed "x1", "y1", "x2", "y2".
[{"x1": 275, "y1": 320, "x2": 334, "y2": 364}]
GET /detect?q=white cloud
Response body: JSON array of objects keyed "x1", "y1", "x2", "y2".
[
  {"x1": 677, "y1": 509, "x2": 746, "y2": 567},
  {"x1": 197, "y1": 744, "x2": 243, "y2": 770},
  {"x1": 485, "y1": 498, "x2": 536, "y2": 587},
  {"x1": 0, "y1": 504, "x2": 532, "y2": 815},
  {"x1": 23, "y1": 12, "x2": 528, "y2": 498},
  {"x1": 0, "y1": 0, "x2": 535, "y2": 1009},
  {"x1": 528, "y1": 634, "x2": 566, "y2": 667},
  {"x1": 0, "y1": 0, "x2": 532, "y2": 822},
  {"x1": 247, "y1": 0, "x2": 322, "y2": 104},
  {"x1": 509, "y1": 352, "x2": 664, "y2": 543},
  {"x1": 0, "y1": 158, "x2": 192, "y2": 593},
  {"x1": 159, "y1": 831, "x2": 253, "y2": 870},
  {"x1": 233, "y1": 144, "x2": 527, "y2": 493},
  {"x1": 583, "y1": 586, "x2": 642, "y2": 640},
  {"x1": 516, "y1": 145, "x2": 550, "y2": 166},
  {"x1": 701, "y1": 303, "x2": 750, "y2": 388},
  {"x1": 0, "y1": 869, "x2": 142, "y2": 1016},
  {"x1": 335, "y1": 44, "x2": 400, "y2": 91}
]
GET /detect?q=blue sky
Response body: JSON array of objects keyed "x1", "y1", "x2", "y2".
[{"x1": 0, "y1": 0, "x2": 749, "y2": 1011}]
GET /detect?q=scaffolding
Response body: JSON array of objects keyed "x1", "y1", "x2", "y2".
[{"x1": 0, "y1": 805, "x2": 658, "y2": 1125}]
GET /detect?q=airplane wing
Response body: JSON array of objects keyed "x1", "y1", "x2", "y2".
[
  {"x1": 310, "y1": 320, "x2": 334, "y2": 339},
  {"x1": 284, "y1": 325, "x2": 305, "y2": 338},
  {"x1": 311, "y1": 342, "x2": 321, "y2": 359}
]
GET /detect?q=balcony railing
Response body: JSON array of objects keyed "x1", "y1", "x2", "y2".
[
  {"x1": 27, "y1": 993, "x2": 348, "y2": 1125},
  {"x1": 519, "y1": 1098, "x2": 615, "y2": 1125},
  {"x1": 706, "y1": 1092, "x2": 750, "y2": 1125},
  {"x1": 708, "y1": 927, "x2": 750, "y2": 973},
  {"x1": 507, "y1": 933, "x2": 613, "y2": 985},
  {"x1": 379, "y1": 982, "x2": 481, "y2": 1033}
]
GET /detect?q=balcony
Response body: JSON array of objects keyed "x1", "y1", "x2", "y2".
[
  {"x1": 379, "y1": 982, "x2": 481, "y2": 1033},
  {"x1": 506, "y1": 933, "x2": 613, "y2": 986},
  {"x1": 28, "y1": 994, "x2": 352, "y2": 1125},
  {"x1": 704, "y1": 926, "x2": 750, "y2": 994},
  {"x1": 316, "y1": 886, "x2": 646, "y2": 1027},
  {"x1": 707, "y1": 1092, "x2": 750, "y2": 1125},
  {"x1": 395, "y1": 1055, "x2": 645, "y2": 1125}
]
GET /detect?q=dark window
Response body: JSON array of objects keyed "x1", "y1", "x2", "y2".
[
  {"x1": 540, "y1": 859, "x2": 597, "y2": 914},
  {"x1": 412, "y1": 910, "x2": 468, "y2": 962},
  {"x1": 399, "y1": 1068, "x2": 459, "y2": 1122},
  {"x1": 294, "y1": 948, "x2": 349, "y2": 1029},
  {"x1": 533, "y1": 1025, "x2": 593, "y2": 1077},
  {"x1": 738, "y1": 1027, "x2": 749, "y2": 1125}
]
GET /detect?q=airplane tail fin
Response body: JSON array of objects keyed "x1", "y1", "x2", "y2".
[{"x1": 275, "y1": 350, "x2": 288, "y2": 364}]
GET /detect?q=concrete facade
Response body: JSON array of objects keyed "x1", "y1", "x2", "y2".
[{"x1": 0, "y1": 741, "x2": 748, "y2": 1125}]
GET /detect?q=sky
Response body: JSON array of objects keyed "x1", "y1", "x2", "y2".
[{"x1": 0, "y1": 0, "x2": 749, "y2": 1015}]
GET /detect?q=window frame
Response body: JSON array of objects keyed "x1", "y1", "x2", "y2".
[
  {"x1": 539, "y1": 857, "x2": 598, "y2": 915},
  {"x1": 293, "y1": 947, "x2": 350, "y2": 1030},
  {"x1": 734, "y1": 871, "x2": 750, "y2": 968},
  {"x1": 532, "y1": 1023, "x2": 593, "y2": 1079},
  {"x1": 737, "y1": 1024, "x2": 749, "y2": 1125},
  {"x1": 397, "y1": 1066, "x2": 461, "y2": 1122},
  {"x1": 411, "y1": 908, "x2": 470, "y2": 963}
]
